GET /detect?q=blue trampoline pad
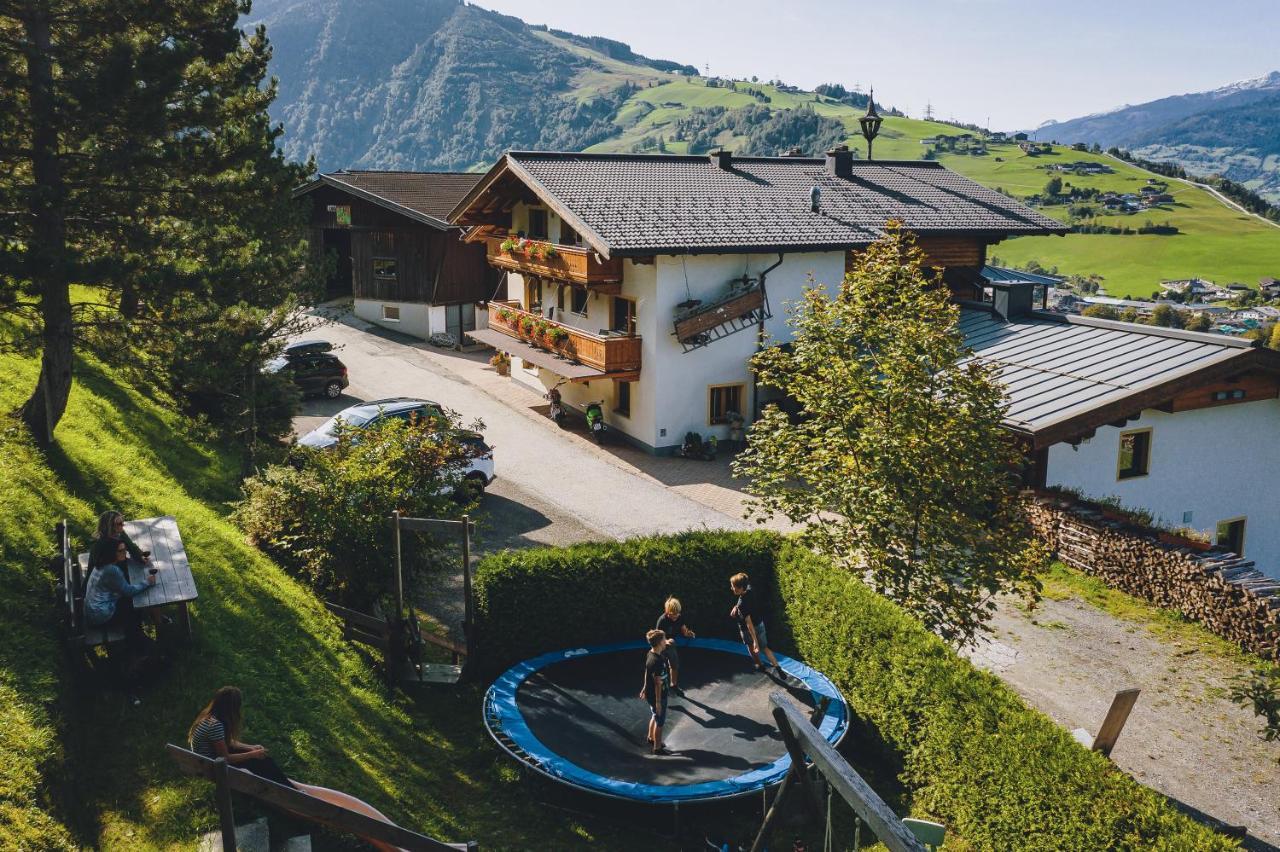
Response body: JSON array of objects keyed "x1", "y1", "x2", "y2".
[{"x1": 484, "y1": 638, "x2": 847, "y2": 803}]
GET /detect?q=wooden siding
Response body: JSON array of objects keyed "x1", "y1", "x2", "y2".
[
  {"x1": 303, "y1": 184, "x2": 490, "y2": 306},
  {"x1": 1164, "y1": 371, "x2": 1280, "y2": 413},
  {"x1": 845, "y1": 234, "x2": 987, "y2": 275}
]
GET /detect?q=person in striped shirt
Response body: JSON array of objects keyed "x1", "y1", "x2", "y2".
[{"x1": 188, "y1": 686, "x2": 295, "y2": 788}]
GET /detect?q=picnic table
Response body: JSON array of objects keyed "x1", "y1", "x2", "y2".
[{"x1": 79, "y1": 515, "x2": 197, "y2": 638}]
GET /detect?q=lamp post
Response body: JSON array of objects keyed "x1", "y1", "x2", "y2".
[{"x1": 859, "y1": 86, "x2": 883, "y2": 161}]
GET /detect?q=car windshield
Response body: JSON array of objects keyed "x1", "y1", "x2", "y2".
[
  {"x1": 319, "y1": 408, "x2": 378, "y2": 436},
  {"x1": 264, "y1": 356, "x2": 288, "y2": 373}
]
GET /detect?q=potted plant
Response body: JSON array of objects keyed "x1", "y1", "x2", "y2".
[
  {"x1": 543, "y1": 243, "x2": 559, "y2": 259},
  {"x1": 489, "y1": 351, "x2": 511, "y2": 376},
  {"x1": 518, "y1": 315, "x2": 536, "y2": 337},
  {"x1": 532, "y1": 319, "x2": 551, "y2": 347},
  {"x1": 500, "y1": 238, "x2": 518, "y2": 254},
  {"x1": 495, "y1": 307, "x2": 514, "y2": 325},
  {"x1": 545, "y1": 326, "x2": 569, "y2": 349}
]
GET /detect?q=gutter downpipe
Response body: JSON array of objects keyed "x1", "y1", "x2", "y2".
[{"x1": 752, "y1": 253, "x2": 786, "y2": 423}]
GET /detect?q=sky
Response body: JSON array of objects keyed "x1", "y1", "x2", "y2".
[{"x1": 475, "y1": 0, "x2": 1280, "y2": 129}]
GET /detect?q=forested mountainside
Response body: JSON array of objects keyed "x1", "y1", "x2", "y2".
[
  {"x1": 247, "y1": 0, "x2": 889, "y2": 171},
  {"x1": 1036, "y1": 72, "x2": 1280, "y2": 202},
  {"x1": 246, "y1": 0, "x2": 689, "y2": 170}
]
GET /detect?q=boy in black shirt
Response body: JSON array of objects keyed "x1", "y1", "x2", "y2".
[
  {"x1": 730, "y1": 572, "x2": 788, "y2": 679},
  {"x1": 655, "y1": 596, "x2": 696, "y2": 696},
  {"x1": 638, "y1": 629, "x2": 672, "y2": 754}
]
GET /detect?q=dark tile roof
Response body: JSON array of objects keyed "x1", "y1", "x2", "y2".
[
  {"x1": 960, "y1": 307, "x2": 1265, "y2": 446},
  {"x1": 462, "y1": 152, "x2": 1066, "y2": 255},
  {"x1": 311, "y1": 171, "x2": 484, "y2": 228}
]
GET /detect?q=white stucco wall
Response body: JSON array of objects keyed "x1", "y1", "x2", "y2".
[
  {"x1": 1046, "y1": 399, "x2": 1280, "y2": 579},
  {"x1": 354, "y1": 298, "x2": 432, "y2": 339}
]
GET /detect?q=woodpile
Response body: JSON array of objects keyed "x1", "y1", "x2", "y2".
[{"x1": 1025, "y1": 493, "x2": 1280, "y2": 660}]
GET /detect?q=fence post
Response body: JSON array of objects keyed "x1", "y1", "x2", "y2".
[{"x1": 212, "y1": 758, "x2": 236, "y2": 852}]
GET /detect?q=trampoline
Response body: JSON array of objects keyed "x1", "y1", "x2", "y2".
[{"x1": 483, "y1": 638, "x2": 848, "y2": 803}]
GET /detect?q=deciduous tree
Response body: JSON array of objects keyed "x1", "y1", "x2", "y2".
[
  {"x1": 0, "y1": 0, "x2": 313, "y2": 445},
  {"x1": 734, "y1": 228, "x2": 1042, "y2": 643}
]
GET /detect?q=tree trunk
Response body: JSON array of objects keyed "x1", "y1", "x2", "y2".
[{"x1": 18, "y1": 6, "x2": 73, "y2": 446}]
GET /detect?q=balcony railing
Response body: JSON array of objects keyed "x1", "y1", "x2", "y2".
[
  {"x1": 489, "y1": 301, "x2": 641, "y2": 374},
  {"x1": 485, "y1": 236, "x2": 623, "y2": 288}
]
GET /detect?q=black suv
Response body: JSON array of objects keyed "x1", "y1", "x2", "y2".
[{"x1": 266, "y1": 340, "x2": 349, "y2": 399}]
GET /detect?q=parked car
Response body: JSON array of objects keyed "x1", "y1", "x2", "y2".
[
  {"x1": 266, "y1": 341, "x2": 349, "y2": 399},
  {"x1": 297, "y1": 397, "x2": 448, "y2": 449}
]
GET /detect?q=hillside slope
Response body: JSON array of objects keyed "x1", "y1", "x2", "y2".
[
  {"x1": 0, "y1": 332, "x2": 649, "y2": 848},
  {"x1": 1037, "y1": 72, "x2": 1280, "y2": 203}
]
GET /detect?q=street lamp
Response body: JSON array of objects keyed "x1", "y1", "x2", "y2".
[{"x1": 859, "y1": 87, "x2": 883, "y2": 161}]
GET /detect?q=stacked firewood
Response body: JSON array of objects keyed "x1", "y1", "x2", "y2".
[{"x1": 1025, "y1": 493, "x2": 1280, "y2": 660}]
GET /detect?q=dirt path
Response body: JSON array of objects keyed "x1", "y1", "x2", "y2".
[{"x1": 964, "y1": 596, "x2": 1280, "y2": 848}]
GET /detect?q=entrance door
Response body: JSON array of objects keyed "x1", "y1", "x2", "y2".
[
  {"x1": 321, "y1": 229, "x2": 353, "y2": 299},
  {"x1": 446, "y1": 303, "x2": 476, "y2": 343}
]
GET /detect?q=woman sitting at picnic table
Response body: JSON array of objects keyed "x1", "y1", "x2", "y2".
[
  {"x1": 90, "y1": 510, "x2": 150, "y2": 571},
  {"x1": 83, "y1": 538, "x2": 155, "y2": 641},
  {"x1": 189, "y1": 687, "x2": 296, "y2": 788}
]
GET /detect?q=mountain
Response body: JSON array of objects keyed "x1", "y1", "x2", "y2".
[{"x1": 1035, "y1": 72, "x2": 1280, "y2": 202}]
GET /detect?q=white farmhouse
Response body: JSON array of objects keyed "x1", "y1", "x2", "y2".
[{"x1": 451, "y1": 149, "x2": 1063, "y2": 453}]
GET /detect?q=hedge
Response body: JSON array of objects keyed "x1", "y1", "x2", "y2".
[
  {"x1": 472, "y1": 530, "x2": 781, "y2": 673},
  {"x1": 473, "y1": 532, "x2": 1234, "y2": 850}
]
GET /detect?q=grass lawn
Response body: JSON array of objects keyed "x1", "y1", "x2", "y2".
[{"x1": 0, "y1": 333, "x2": 662, "y2": 850}]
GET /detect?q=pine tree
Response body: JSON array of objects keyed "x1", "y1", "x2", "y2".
[
  {"x1": 734, "y1": 228, "x2": 1043, "y2": 643},
  {"x1": 0, "y1": 0, "x2": 313, "y2": 445}
]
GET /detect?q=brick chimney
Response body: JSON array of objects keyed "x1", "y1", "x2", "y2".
[
  {"x1": 711, "y1": 149, "x2": 733, "y2": 170},
  {"x1": 825, "y1": 145, "x2": 853, "y2": 178}
]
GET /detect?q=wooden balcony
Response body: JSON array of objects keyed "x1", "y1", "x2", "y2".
[
  {"x1": 489, "y1": 301, "x2": 640, "y2": 376},
  {"x1": 485, "y1": 236, "x2": 623, "y2": 290}
]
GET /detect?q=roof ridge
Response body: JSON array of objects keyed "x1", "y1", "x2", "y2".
[
  {"x1": 1036, "y1": 310, "x2": 1257, "y2": 348},
  {"x1": 330, "y1": 169, "x2": 480, "y2": 177},
  {"x1": 505, "y1": 151, "x2": 946, "y2": 168}
]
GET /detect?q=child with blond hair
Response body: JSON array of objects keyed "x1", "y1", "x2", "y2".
[{"x1": 655, "y1": 596, "x2": 696, "y2": 696}]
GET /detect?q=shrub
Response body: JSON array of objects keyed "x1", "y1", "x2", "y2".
[
  {"x1": 772, "y1": 542, "x2": 1234, "y2": 851},
  {"x1": 472, "y1": 530, "x2": 781, "y2": 672},
  {"x1": 473, "y1": 533, "x2": 1234, "y2": 850},
  {"x1": 235, "y1": 415, "x2": 480, "y2": 606}
]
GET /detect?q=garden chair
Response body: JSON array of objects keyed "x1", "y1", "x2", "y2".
[{"x1": 902, "y1": 818, "x2": 945, "y2": 851}]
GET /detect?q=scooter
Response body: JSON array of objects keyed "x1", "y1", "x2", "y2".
[
  {"x1": 544, "y1": 380, "x2": 566, "y2": 426},
  {"x1": 584, "y1": 401, "x2": 607, "y2": 443}
]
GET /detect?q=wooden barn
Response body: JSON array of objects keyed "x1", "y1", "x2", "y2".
[{"x1": 296, "y1": 171, "x2": 499, "y2": 342}]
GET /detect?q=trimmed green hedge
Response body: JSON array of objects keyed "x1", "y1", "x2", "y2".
[
  {"x1": 473, "y1": 530, "x2": 780, "y2": 673},
  {"x1": 473, "y1": 533, "x2": 1235, "y2": 851}
]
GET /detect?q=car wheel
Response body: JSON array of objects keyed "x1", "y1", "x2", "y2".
[
  {"x1": 325, "y1": 381, "x2": 343, "y2": 399},
  {"x1": 455, "y1": 474, "x2": 487, "y2": 502}
]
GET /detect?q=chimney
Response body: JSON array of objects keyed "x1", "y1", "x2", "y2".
[
  {"x1": 711, "y1": 149, "x2": 733, "y2": 170},
  {"x1": 825, "y1": 144, "x2": 853, "y2": 178},
  {"x1": 991, "y1": 281, "x2": 1036, "y2": 322}
]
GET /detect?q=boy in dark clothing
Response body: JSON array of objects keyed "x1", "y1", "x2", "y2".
[
  {"x1": 729, "y1": 572, "x2": 789, "y2": 679},
  {"x1": 638, "y1": 629, "x2": 672, "y2": 754},
  {"x1": 655, "y1": 596, "x2": 696, "y2": 696}
]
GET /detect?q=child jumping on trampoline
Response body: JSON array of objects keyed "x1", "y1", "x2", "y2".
[
  {"x1": 655, "y1": 596, "x2": 695, "y2": 696},
  {"x1": 729, "y1": 572, "x2": 791, "y2": 681},
  {"x1": 639, "y1": 628, "x2": 672, "y2": 755}
]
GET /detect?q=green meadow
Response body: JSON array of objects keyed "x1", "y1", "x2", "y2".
[{"x1": 575, "y1": 68, "x2": 1280, "y2": 297}]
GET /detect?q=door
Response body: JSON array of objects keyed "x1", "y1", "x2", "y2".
[
  {"x1": 321, "y1": 229, "x2": 353, "y2": 299},
  {"x1": 611, "y1": 296, "x2": 636, "y2": 335},
  {"x1": 290, "y1": 356, "x2": 322, "y2": 393},
  {"x1": 445, "y1": 304, "x2": 476, "y2": 343}
]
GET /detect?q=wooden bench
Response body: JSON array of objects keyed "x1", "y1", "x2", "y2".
[
  {"x1": 167, "y1": 744, "x2": 477, "y2": 851},
  {"x1": 53, "y1": 519, "x2": 124, "y2": 648}
]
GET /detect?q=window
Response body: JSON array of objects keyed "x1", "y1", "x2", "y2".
[
  {"x1": 1116, "y1": 428, "x2": 1151, "y2": 480},
  {"x1": 569, "y1": 287, "x2": 589, "y2": 316},
  {"x1": 561, "y1": 222, "x2": 582, "y2": 246},
  {"x1": 525, "y1": 279, "x2": 542, "y2": 311},
  {"x1": 556, "y1": 285, "x2": 566, "y2": 313},
  {"x1": 1216, "y1": 517, "x2": 1246, "y2": 556},
  {"x1": 381, "y1": 305, "x2": 400, "y2": 321},
  {"x1": 708, "y1": 383, "x2": 744, "y2": 425},
  {"x1": 527, "y1": 208, "x2": 548, "y2": 240},
  {"x1": 612, "y1": 296, "x2": 636, "y2": 335},
  {"x1": 614, "y1": 380, "x2": 632, "y2": 417},
  {"x1": 1211, "y1": 389, "x2": 1246, "y2": 402},
  {"x1": 373, "y1": 258, "x2": 398, "y2": 280}
]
